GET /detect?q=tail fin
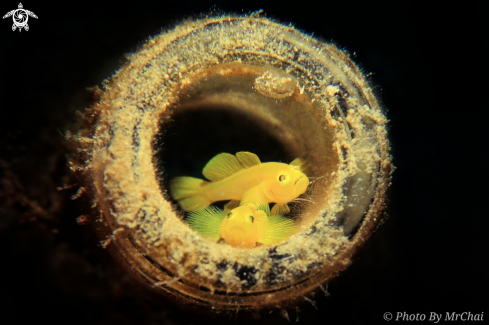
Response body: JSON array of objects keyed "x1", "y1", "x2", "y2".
[{"x1": 170, "y1": 177, "x2": 211, "y2": 211}]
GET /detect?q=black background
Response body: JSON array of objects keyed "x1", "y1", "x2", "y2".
[{"x1": 1, "y1": 0, "x2": 488, "y2": 324}]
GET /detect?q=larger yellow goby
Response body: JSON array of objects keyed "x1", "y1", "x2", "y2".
[{"x1": 170, "y1": 152, "x2": 309, "y2": 216}]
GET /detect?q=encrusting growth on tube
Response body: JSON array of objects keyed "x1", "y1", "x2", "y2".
[{"x1": 71, "y1": 13, "x2": 392, "y2": 313}]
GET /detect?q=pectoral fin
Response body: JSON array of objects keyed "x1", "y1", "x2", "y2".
[
  {"x1": 270, "y1": 203, "x2": 290, "y2": 216},
  {"x1": 186, "y1": 206, "x2": 226, "y2": 242},
  {"x1": 241, "y1": 187, "x2": 270, "y2": 216},
  {"x1": 258, "y1": 215, "x2": 297, "y2": 245}
]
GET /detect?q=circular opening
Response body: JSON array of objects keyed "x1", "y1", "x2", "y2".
[
  {"x1": 154, "y1": 63, "x2": 340, "y2": 233},
  {"x1": 77, "y1": 17, "x2": 392, "y2": 310}
]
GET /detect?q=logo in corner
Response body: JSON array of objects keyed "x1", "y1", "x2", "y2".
[{"x1": 3, "y1": 3, "x2": 37, "y2": 32}]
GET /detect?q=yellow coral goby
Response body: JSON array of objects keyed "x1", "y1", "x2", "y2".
[
  {"x1": 170, "y1": 152, "x2": 309, "y2": 215},
  {"x1": 186, "y1": 204, "x2": 297, "y2": 248}
]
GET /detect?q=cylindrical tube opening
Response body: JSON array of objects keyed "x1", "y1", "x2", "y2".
[{"x1": 73, "y1": 16, "x2": 392, "y2": 311}]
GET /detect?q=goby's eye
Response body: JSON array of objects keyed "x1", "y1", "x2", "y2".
[
  {"x1": 227, "y1": 213, "x2": 232, "y2": 218},
  {"x1": 249, "y1": 216, "x2": 254, "y2": 223},
  {"x1": 279, "y1": 174, "x2": 286, "y2": 182}
]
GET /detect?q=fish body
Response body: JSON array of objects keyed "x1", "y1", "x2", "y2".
[
  {"x1": 171, "y1": 152, "x2": 309, "y2": 215},
  {"x1": 186, "y1": 204, "x2": 296, "y2": 248}
]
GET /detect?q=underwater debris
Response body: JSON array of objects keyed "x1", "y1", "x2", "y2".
[{"x1": 72, "y1": 14, "x2": 392, "y2": 312}]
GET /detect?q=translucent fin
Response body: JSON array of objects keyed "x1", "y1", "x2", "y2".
[
  {"x1": 236, "y1": 151, "x2": 261, "y2": 168},
  {"x1": 177, "y1": 197, "x2": 212, "y2": 212},
  {"x1": 186, "y1": 206, "x2": 226, "y2": 241},
  {"x1": 241, "y1": 187, "x2": 270, "y2": 216},
  {"x1": 170, "y1": 177, "x2": 211, "y2": 211},
  {"x1": 202, "y1": 153, "x2": 244, "y2": 181},
  {"x1": 290, "y1": 158, "x2": 309, "y2": 176},
  {"x1": 258, "y1": 215, "x2": 297, "y2": 245},
  {"x1": 271, "y1": 203, "x2": 290, "y2": 216},
  {"x1": 223, "y1": 200, "x2": 240, "y2": 213}
]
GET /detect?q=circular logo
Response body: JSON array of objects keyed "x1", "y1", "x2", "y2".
[
  {"x1": 3, "y1": 3, "x2": 38, "y2": 32},
  {"x1": 13, "y1": 9, "x2": 28, "y2": 28}
]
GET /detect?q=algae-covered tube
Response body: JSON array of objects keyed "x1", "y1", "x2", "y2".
[{"x1": 72, "y1": 14, "x2": 392, "y2": 312}]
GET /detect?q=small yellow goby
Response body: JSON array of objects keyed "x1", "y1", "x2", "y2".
[
  {"x1": 170, "y1": 152, "x2": 309, "y2": 215},
  {"x1": 186, "y1": 204, "x2": 296, "y2": 248}
]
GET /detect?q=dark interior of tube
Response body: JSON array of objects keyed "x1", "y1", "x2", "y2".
[
  {"x1": 154, "y1": 63, "x2": 340, "y2": 230},
  {"x1": 157, "y1": 106, "x2": 292, "y2": 211}
]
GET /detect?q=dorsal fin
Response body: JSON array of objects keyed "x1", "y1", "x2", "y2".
[
  {"x1": 236, "y1": 152, "x2": 261, "y2": 168},
  {"x1": 290, "y1": 158, "x2": 309, "y2": 175},
  {"x1": 202, "y1": 153, "x2": 244, "y2": 181}
]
